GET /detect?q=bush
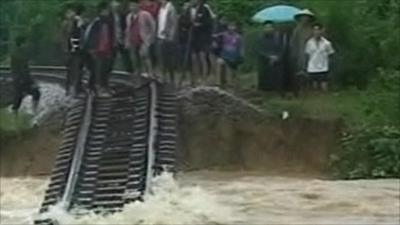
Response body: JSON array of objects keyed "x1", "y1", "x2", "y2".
[
  {"x1": 331, "y1": 126, "x2": 400, "y2": 179},
  {"x1": 361, "y1": 69, "x2": 400, "y2": 126}
]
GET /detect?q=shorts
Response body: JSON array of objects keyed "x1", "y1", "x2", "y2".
[
  {"x1": 156, "y1": 39, "x2": 177, "y2": 71},
  {"x1": 191, "y1": 33, "x2": 211, "y2": 53},
  {"x1": 220, "y1": 51, "x2": 242, "y2": 70},
  {"x1": 309, "y1": 72, "x2": 329, "y2": 82}
]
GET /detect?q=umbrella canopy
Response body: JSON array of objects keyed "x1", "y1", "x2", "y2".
[{"x1": 252, "y1": 5, "x2": 301, "y2": 23}]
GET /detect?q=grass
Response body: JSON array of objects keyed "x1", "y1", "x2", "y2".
[
  {"x1": 0, "y1": 108, "x2": 32, "y2": 144},
  {"x1": 235, "y1": 72, "x2": 392, "y2": 126}
]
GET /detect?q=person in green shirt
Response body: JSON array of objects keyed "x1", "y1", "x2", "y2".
[{"x1": 10, "y1": 35, "x2": 41, "y2": 115}]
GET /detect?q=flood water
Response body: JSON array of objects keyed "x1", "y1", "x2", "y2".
[{"x1": 1, "y1": 171, "x2": 399, "y2": 225}]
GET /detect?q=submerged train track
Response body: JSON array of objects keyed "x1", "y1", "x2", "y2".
[{"x1": 0, "y1": 66, "x2": 177, "y2": 224}]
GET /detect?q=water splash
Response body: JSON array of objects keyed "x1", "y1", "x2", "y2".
[
  {"x1": 37, "y1": 173, "x2": 239, "y2": 225},
  {"x1": 1, "y1": 173, "x2": 399, "y2": 225}
]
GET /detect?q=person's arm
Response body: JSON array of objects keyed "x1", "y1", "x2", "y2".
[
  {"x1": 168, "y1": 5, "x2": 178, "y2": 41},
  {"x1": 125, "y1": 14, "x2": 132, "y2": 47},
  {"x1": 140, "y1": 12, "x2": 156, "y2": 45},
  {"x1": 258, "y1": 36, "x2": 269, "y2": 59},
  {"x1": 239, "y1": 36, "x2": 245, "y2": 59},
  {"x1": 302, "y1": 40, "x2": 313, "y2": 74},
  {"x1": 327, "y1": 41, "x2": 335, "y2": 73},
  {"x1": 61, "y1": 20, "x2": 71, "y2": 53}
]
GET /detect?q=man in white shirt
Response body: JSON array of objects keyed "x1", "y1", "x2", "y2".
[
  {"x1": 157, "y1": 0, "x2": 178, "y2": 83},
  {"x1": 305, "y1": 23, "x2": 335, "y2": 91}
]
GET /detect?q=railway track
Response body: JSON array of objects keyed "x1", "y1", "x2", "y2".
[
  {"x1": 0, "y1": 66, "x2": 177, "y2": 224},
  {"x1": 34, "y1": 81, "x2": 177, "y2": 224},
  {"x1": 0, "y1": 65, "x2": 148, "y2": 87}
]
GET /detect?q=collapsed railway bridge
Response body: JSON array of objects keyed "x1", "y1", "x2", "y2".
[{"x1": 0, "y1": 66, "x2": 178, "y2": 224}]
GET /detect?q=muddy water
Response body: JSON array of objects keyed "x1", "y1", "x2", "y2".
[{"x1": 1, "y1": 172, "x2": 399, "y2": 225}]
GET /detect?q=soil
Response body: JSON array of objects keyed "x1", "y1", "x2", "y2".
[
  {"x1": 178, "y1": 115, "x2": 341, "y2": 177},
  {"x1": 0, "y1": 128, "x2": 61, "y2": 177}
]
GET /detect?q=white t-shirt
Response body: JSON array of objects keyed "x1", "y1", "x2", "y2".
[
  {"x1": 157, "y1": 2, "x2": 171, "y2": 39},
  {"x1": 305, "y1": 37, "x2": 335, "y2": 73}
]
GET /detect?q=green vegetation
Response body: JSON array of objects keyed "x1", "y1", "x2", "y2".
[
  {"x1": 238, "y1": 69, "x2": 400, "y2": 179},
  {"x1": 0, "y1": 109, "x2": 32, "y2": 144},
  {"x1": 331, "y1": 126, "x2": 400, "y2": 179}
]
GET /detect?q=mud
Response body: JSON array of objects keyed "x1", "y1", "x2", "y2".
[{"x1": 0, "y1": 128, "x2": 60, "y2": 177}]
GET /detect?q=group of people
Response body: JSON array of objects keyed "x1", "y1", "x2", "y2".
[
  {"x1": 9, "y1": 2, "x2": 335, "y2": 117},
  {"x1": 258, "y1": 9, "x2": 335, "y2": 95},
  {"x1": 61, "y1": 0, "x2": 243, "y2": 97},
  {"x1": 63, "y1": 0, "x2": 177, "y2": 97}
]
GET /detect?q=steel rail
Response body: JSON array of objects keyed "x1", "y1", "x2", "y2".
[{"x1": 61, "y1": 93, "x2": 93, "y2": 209}]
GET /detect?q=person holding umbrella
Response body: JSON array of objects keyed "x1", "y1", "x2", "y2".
[
  {"x1": 289, "y1": 9, "x2": 316, "y2": 93},
  {"x1": 252, "y1": 5, "x2": 301, "y2": 94}
]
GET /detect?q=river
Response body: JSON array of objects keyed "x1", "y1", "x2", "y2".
[{"x1": 1, "y1": 171, "x2": 399, "y2": 225}]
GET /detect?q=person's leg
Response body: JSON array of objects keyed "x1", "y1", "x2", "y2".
[
  {"x1": 166, "y1": 41, "x2": 177, "y2": 84},
  {"x1": 65, "y1": 54, "x2": 73, "y2": 95},
  {"x1": 209, "y1": 53, "x2": 219, "y2": 83},
  {"x1": 199, "y1": 51, "x2": 208, "y2": 81},
  {"x1": 216, "y1": 58, "x2": 225, "y2": 87},
  {"x1": 93, "y1": 55, "x2": 103, "y2": 93},
  {"x1": 129, "y1": 46, "x2": 142, "y2": 83},
  {"x1": 140, "y1": 44, "x2": 153, "y2": 78},
  {"x1": 102, "y1": 56, "x2": 114, "y2": 89},
  {"x1": 28, "y1": 85, "x2": 41, "y2": 114},
  {"x1": 12, "y1": 84, "x2": 24, "y2": 115},
  {"x1": 226, "y1": 65, "x2": 236, "y2": 89},
  {"x1": 321, "y1": 72, "x2": 329, "y2": 92},
  {"x1": 69, "y1": 54, "x2": 80, "y2": 95},
  {"x1": 119, "y1": 44, "x2": 134, "y2": 73},
  {"x1": 157, "y1": 40, "x2": 167, "y2": 81},
  {"x1": 191, "y1": 52, "x2": 199, "y2": 86},
  {"x1": 75, "y1": 53, "x2": 85, "y2": 94},
  {"x1": 312, "y1": 81, "x2": 318, "y2": 90},
  {"x1": 85, "y1": 54, "x2": 96, "y2": 92}
]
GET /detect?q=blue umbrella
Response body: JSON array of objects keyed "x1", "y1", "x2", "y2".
[{"x1": 252, "y1": 5, "x2": 301, "y2": 23}]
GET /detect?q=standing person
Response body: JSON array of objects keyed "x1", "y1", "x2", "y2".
[
  {"x1": 178, "y1": 1, "x2": 194, "y2": 85},
  {"x1": 279, "y1": 23, "x2": 295, "y2": 97},
  {"x1": 10, "y1": 36, "x2": 41, "y2": 117},
  {"x1": 190, "y1": 0, "x2": 214, "y2": 84},
  {"x1": 125, "y1": 0, "x2": 156, "y2": 78},
  {"x1": 257, "y1": 21, "x2": 284, "y2": 91},
  {"x1": 157, "y1": 0, "x2": 178, "y2": 84},
  {"x1": 215, "y1": 21, "x2": 244, "y2": 88},
  {"x1": 210, "y1": 15, "x2": 228, "y2": 81},
  {"x1": 140, "y1": 0, "x2": 160, "y2": 68},
  {"x1": 290, "y1": 9, "x2": 315, "y2": 93},
  {"x1": 110, "y1": 0, "x2": 133, "y2": 73},
  {"x1": 305, "y1": 23, "x2": 335, "y2": 91},
  {"x1": 61, "y1": 3, "x2": 86, "y2": 96},
  {"x1": 83, "y1": 1, "x2": 115, "y2": 97}
]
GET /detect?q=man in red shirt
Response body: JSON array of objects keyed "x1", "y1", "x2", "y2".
[{"x1": 125, "y1": 0, "x2": 156, "y2": 78}]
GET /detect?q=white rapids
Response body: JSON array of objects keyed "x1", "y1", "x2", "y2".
[{"x1": 1, "y1": 172, "x2": 399, "y2": 225}]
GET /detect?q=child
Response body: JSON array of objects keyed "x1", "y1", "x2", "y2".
[
  {"x1": 215, "y1": 21, "x2": 244, "y2": 87},
  {"x1": 10, "y1": 35, "x2": 41, "y2": 116},
  {"x1": 305, "y1": 23, "x2": 335, "y2": 91}
]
